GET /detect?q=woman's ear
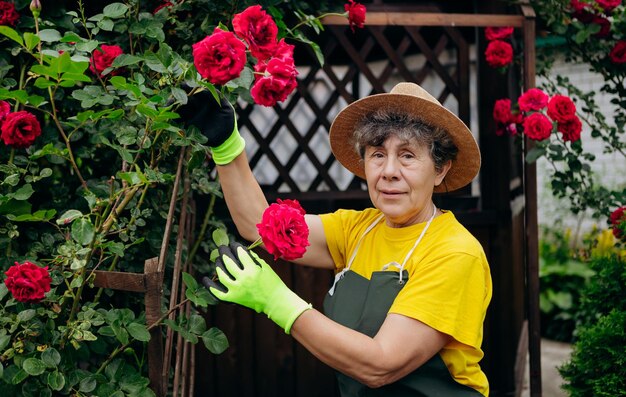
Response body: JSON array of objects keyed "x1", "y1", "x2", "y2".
[{"x1": 434, "y1": 160, "x2": 452, "y2": 187}]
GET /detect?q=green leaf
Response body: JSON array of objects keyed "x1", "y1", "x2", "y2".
[
  {"x1": 79, "y1": 376, "x2": 97, "y2": 393},
  {"x1": 98, "y1": 18, "x2": 115, "y2": 32},
  {"x1": 10, "y1": 368, "x2": 28, "y2": 384},
  {"x1": 112, "y1": 54, "x2": 142, "y2": 67},
  {"x1": 17, "y1": 309, "x2": 36, "y2": 322},
  {"x1": 34, "y1": 77, "x2": 55, "y2": 89},
  {"x1": 71, "y1": 217, "x2": 95, "y2": 245},
  {"x1": 22, "y1": 358, "x2": 46, "y2": 376},
  {"x1": 0, "y1": 26, "x2": 23, "y2": 46},
  {"x1": 56, "y1": 209, "x2": 83, "y2": 225},
  {"x1": 103, "y1": 3, "x2": 129, "y2": 18},
  {"x1": 201, "y1": 327, "x2": 229, "y2": 354},
  {"x1": 189, "y1": 314, "x2": 207, "y2": 335},
  {"x1": 525, "y1": 146, "x2": 546, "y2": 163},
  {"x1": 12, "y1": 184, "x2": 34, "y2": 200},
  {"x1": 23, "y1": 32, "x2": 40, "y2": 51},
  {"x1": 47, "y1": 371, "x2": 65, "y2": 391},
  {"x1": 127, "y1": 323, "x2": 151, "y2": 342},
  {"x1": 212, "y1": 228, "x2": 229, "y2": 246},
  {"x1": 38, "y1": 29, "x2": 61, "y2": 43},
  {"x1": 0, "y1": 333, "x2": 10, "y2": 351},
  {"x1": 182, "y1": 272, "x2": 198, "y2": 290},
  {"x1": 41, "y1": 348, "x2": 61, "y2": 368}
]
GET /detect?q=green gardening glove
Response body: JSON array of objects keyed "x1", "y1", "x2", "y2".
[{"x1": 202, "y1": 242, "x2": 312, "y2": 334}]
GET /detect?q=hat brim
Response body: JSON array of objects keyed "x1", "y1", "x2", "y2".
[{"x1": 329, "y1": 93, "x2": 480, "y2": 193}]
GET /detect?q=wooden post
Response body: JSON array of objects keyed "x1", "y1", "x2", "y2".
[{"x1": 92, "y1": 257, "x2": 164, "y2": 397}]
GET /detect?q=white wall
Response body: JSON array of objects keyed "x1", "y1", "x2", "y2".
[{"x1": 536, "y1": 57, "x2": 626, "y2": 233}]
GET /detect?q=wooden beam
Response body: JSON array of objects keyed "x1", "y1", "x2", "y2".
[
  {"x1": 323, "y1": 12, "x2": 525, "y2": 28},
  {"x1": 92, "y1": 270, "x2": 146, "y2": 292}
]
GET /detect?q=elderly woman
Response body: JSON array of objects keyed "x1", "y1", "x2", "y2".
[{"x1": 193, "y1": 82, "x2": 492, "y2": 396}]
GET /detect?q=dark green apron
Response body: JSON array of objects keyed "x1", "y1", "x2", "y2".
[{"x1": 322, "y1": 210, "x2": 484, "y2": 396}]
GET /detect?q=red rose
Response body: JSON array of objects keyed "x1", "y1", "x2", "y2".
[
  {"x1": 557, "y1": 116, "x2": 582, "y2": 142},
  {"x1": 345, "y1": 0, "x2": 366, "y2": 32},
  {"x1": 153, "y1": 1, "x2": 173, "y2": 14},
  {"x1": 251, "y1": 57, "x2": 298, "y2": 107},
  {"x1": 596, "y1": 0, "x2": 621, "y2": 13},
  {"x1": 609, "y1": 206, "x2": 626, "y2": 240},
  {"x1": 192, "y1": 28, "x2": 247, "y2": 85},
  {"x1": 0, "y1": 100, "x2": 10, "y2": 123},
  {"x1": 591, "y1": 16, "x2": 611, "y2": 37},
  {"x1": 518, "y1": 88, "x2": 549, "y2": 113},
  {"x1": 485, "y1": 26, "x2": 514, "y2": 41},
  {"x1": 256, "y1": 199, "x2": 310, "y2": 261},
  {"x1": 484, "y1": 40, "x2": 513, "y2": 68},
  {"x1": 570, "y1": 0, "x2": 589, "y2": 12},
  {"x1": 609, "y1": 41, "x2": 626, "y2": 64},
  {"x1": 522, "y1": 112, "x2": 553, "y2": 141},
  {"x1": 272, "y1": 39, "x2": 295, "y2": 60},
  {"x1": 0, "y1": 1, "x2": 19, "y2": 27},
  {"x1": 4, "y1": 261, "x2": 52, "y2": 303},
  {"x1": 89, "y1": 44, "x2": 124, "y2": 77},
  {"x1": 547, "y1": 94, "x2": 577, "y2": 123},
  {"x1": 232, "y1": 5, "x2": 278, "y2": 62},
  {"x1": 493, "y1": 98, "x2": 514, "y2": 124},
  {"x1": 0, "y1": 110, "x2": 41, "y2": 148}
]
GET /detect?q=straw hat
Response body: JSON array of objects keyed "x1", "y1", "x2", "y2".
[{"x1": 329, "y1": 82, "x2": 481, "y2": 193}]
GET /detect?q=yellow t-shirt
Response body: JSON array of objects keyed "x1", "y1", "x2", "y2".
[{"x1": 320, "y1": 208, "x2": 492, "y2": 396}]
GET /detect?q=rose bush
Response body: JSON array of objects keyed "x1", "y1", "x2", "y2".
[
  {"x1": 522, "y1": 0, "x2": 626, "y2": 224},
  {"x1": 0, "y1": 0, "x2": 363, "y2": 395}
]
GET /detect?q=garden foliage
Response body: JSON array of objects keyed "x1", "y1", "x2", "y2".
[{"x1": 0, "y1": 0, "x2": 352, "y2": 395}]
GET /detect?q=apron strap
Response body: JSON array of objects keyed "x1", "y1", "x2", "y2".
[
  {"x1": 328, "y1": 213, "x2": 385, "y2": 296},
  {"x1": 397, "y1": 205, "x2": 437, "y2": 282}
]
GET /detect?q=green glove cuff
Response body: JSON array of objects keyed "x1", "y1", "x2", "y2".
[
  {"x1": 211, "y1": 119, "x2": 244, "y2": 165},
  {"x1": 266, "y1": 286, "x2": 312, "y2": 334}
]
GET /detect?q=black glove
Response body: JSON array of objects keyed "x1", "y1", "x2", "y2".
[
  {"x1": 178, "y1": 90, "x2": 236, "y2": 148},
  {"x1": 178, "y1": 90, "x2": 245, "y2": 165}
]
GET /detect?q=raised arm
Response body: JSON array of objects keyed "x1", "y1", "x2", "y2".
[{"x1": 182, "y1": 91, "x2": 334, "y2": 269}]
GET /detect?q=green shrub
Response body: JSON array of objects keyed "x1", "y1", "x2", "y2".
[
  {"x1": 539, "y1": 226, "x2": 594, "y2": 342},
  {"x1": 559, "y1": 255, "x2": 626, "y2": 397}
]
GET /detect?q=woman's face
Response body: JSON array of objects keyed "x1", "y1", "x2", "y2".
[{"x1": 364, "y1": 135, "x2": 450, "y2": 228}]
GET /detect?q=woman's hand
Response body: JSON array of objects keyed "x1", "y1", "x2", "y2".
[
  {"x1": 178, "y1": 91, "x2": 244, "y2": 164},
  {"x1": 202, "y1": 242, "x2": 312, "y2": 334}
]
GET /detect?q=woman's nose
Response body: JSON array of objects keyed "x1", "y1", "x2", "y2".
[{"x1": 382, "y1": 156, "x2": 400, "y2": 179}]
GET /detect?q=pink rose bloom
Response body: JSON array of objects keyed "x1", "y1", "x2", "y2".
[
  {"x1": 518, "y1": 88, "x2": 549, "y2": 113},
  {"x1": 345, "y1": 0, "x2": 367, "y2": 32},
  {"x1": 547, "y1": 95, "x2": 577, "y2": 123},
  {"x1": 192, "y1": 28, "x2": 247, "y2": 85},
  {"x1": 609, "y1": 41, "x2": 626, "y2": 64},
  {"x1": 557, "y1": 116, "x2": 582, "y2": 142},
  {"x1": 232, "y1": 5, "x2": 278, "y2": 62},
  {"x1": 4, "y1": 261, "x2": 52, "y2": 303},
  {"x1": 256, "y1": 199, "x2": 310, "y2": 261},
  {"x1": 609, "y1": 206, "x2": 626, "y2": 240},
  {"x1": 0, "y1": 100, "x2": 11, "y2": 123},
  {"x1": 0, "y1": 110, "x2": 42, "y2": 148},
  {"x1": 485, "y1": 26, "x2": 514, "y2": 41},
  {"x1": 596, "y1": 0, "x2": 621, "y2": 13},
  {"x1": 89, "y1": 44, "x2": 124, "y2": 77},
  {"x1": 0, "y1": 1, "x2": 19, "y2": 27},
  {"x1": 251, "y1": 55, "x2": 298, "y2": 107},
  {"x1": 523, "y1": 112, "x2": 553, "y2": 141},
  {"x1": 485, "y1": 40, "x2": 513, "y2": 68},
  {"x1": 591, "y1": 16, "x2": 611, "y2": 37}
]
